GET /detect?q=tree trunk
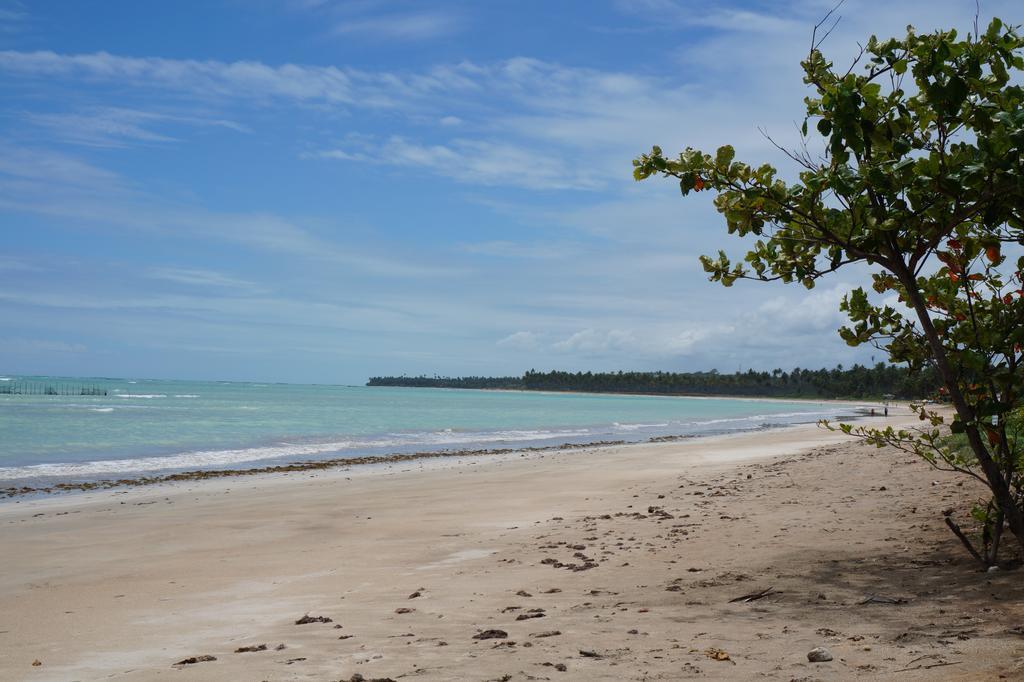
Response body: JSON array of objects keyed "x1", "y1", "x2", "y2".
[{"x1": 897, "y1": 269, "x2": 1024, "y2": 552}]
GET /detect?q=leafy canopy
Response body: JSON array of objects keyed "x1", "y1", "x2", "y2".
[{"x1": 634, "y1": 17, "x2": 1024, "y2": 562}]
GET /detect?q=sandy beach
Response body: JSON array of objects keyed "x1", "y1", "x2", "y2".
[{"x1": 1, "y1": 411, "x2": 1022, "y2": 681}]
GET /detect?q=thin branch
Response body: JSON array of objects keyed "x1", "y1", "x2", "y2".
[
  {"x1": 843, "y1": 41, "x2": 867, "y2": 78},
  {"x1": 811, "y1": 1, "x2": 845, "y2": 54},
  {"x1": 759, "y1": 126, "x2": 817, "y2": 171},
  {"x1": 945, "y1": 516, "x2": 984, "y2": 564}
]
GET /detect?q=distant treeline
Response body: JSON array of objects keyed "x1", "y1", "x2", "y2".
[
  {"x1": 367, "y1": 363, "x2": 942, "y2": 399},
  {"x1": 366, "y1": 375, "x2": 524, "y2": 390}
]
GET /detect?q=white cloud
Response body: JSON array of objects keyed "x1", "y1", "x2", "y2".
[
  {"x1": 323, "y1": 135, "x2": 606, "y2": 190},
  {"x1": 553, "y1": 328, "x2": 633, "y2": 354},
  {"x1": 755, "y1": 283, "x2": 854, "y2": 334},
  {"x1": 23, "y1": 107, "x2": 248, "y2": 148},
  {"x1": 497, "y1": 331, "x2": 541, "y2": 351},
  {"x1": 657, "y1": 329, "x2": 710, "y2": 355},
  {"x1": 2, "y1": 0, "x2": 1012, "y2": 379},
  {"x1": 0, "y1": 47, "x2": 784, "y2": 191},
  {"x1": 459, "y1": 241, "x2": 576, "y2": 260},
  {"x1": 615, "y1": 0, "x2": 803, "y2": 33},
  {"x1": 0, "y1": 338, "x2": 86, "y2": 354},
  {"x1": 26, "y1": 109, "x2": 175, "y2": 147},
  {"x1": 0, "y1": 288, "x2": 424, "y2": 336},
  {"x1": 0, "y1": 256, "x2": 40, "y2": 272},
  {"x1": 333, "y1": 11, "x2": 463, "y2": 40},
  {"x1": 0, "y1": 144, "x2": 460, "y2": 279},
  {"x1": 0, "y1": 50, "x2": 359, "y2": 104},
  {"x1": 0, "y1": 143, "x2": 126, "y2": 191},
  {"x1": 0, "y1": 2, "x2": 26, "y2": 34},
  {"x1": 3, "y1": 1, "x2": 1019, "y2": 196},
  {"x1": 551, "y1": 327, "x2": 708, "y2": 358},
  {"x1": 147, "y1": 267, "x2": 262, "y2": 291},
  {"x1": 0, "y1": 50, "x2": 488, "y2": 110},
  {"x1": 309, "y1": 148, "x2": 366, "y2": 161}
]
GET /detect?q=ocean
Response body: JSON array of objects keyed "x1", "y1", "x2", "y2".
[{"x1": 0, "y1": 375, "x2": 864, "y2": 488}]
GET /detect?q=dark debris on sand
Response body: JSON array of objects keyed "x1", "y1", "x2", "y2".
[
  {"x1": 472, "y1": 629, "x2": 509, "y2": 640},
  {"x1": 173, "y1": 655, "x2": 216, "y2": 666},
  {"x1": 234, "y1": 643, "x2": 267, "y2": 653},
  {"x1": 295, "y1": 614, "x2": 334, "y2": 624},
  {"x1": 3, "y1": 441, "x2": 627, "y2": 498}
]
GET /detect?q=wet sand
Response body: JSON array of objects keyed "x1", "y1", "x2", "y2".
[{"x1": 1, "y1": 411, "x2": 1021, "y2": 680}]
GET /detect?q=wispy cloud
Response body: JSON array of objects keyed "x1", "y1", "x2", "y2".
[
  {"x1": 459, "y1": 240, "x2": 577, "y2": 260},
  {"x1": 614, "y1": 0, "x2": 804, "y2": 34},
  {"x1": 0, "y1": 1, "x2": 26, "y2": 34},
  {"x1": 333, "y1": 11, "x2": 463, "y2": 40},
  {"x1": 0, "y1": 51, "x2": 636, "y2": 113},
  {"x1": 0, "y1": 142, "x2": 126, "y2": 191},
  {"x1": 0, "y1": 144, "x2": 460, "y2": 279},
  {"x1": 0, "y1": 50, "x2": 359, "y2": 104},
  {"x1": 26, "y1": 108, "x2": 175, "y2": 147},
  {"x1": 147, "y1": 267, "x2": 263, "y2": 292},
  {"x1": 0, "y1": 256, "x2": 40, "y2": 272},
  {"x1": 0, "y1": 338, "x2": 86, "y2": 354},
  {"x1": 290, "y1": 0, "x2": 466, "y2": 41},
  {"x1": 497, "y1": 330, "x2": 542, "y2": 351},
  {"x1": 23, "y1": 107, "x2": 248, "y2": 148},
  {"x1": 2, "y1": 0, "x2": 1010, "y2": 379},
  {"x1": 379, "y1": 135, "x2": 603, "y2": 190},
  {"x1": 315, "y1": 135, "x2": 606, "y2": 190},
  {"x1": 0, "y1": 48, "x2": 776, "y2": 190}
]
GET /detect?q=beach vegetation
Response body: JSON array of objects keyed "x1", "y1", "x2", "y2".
[
  {"x1": 634, "y1": 17, "x2": 1024, "y2": 564},
  {"x1": 365, "y1": 375, "x2": 523, "y2": 390},
  {"x1": 368, "y1": 363, "x2": 939, "y2": 399}
]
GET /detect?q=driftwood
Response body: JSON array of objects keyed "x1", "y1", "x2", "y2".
[
  {"x1": 894, "y1": 660, "x2": 962, "y2": 673},
  {"x1": 728, "y1": 587, "x2": 775, "y2": 603},
  {"x1": 945, "y1": 516, "x2": 985, "y2": 565}
]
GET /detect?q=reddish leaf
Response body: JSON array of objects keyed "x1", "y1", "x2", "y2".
[
  {"x1": 693, "y1": 175, "x2": 705, "y2": 191},
  {"x1": 936, "y1": 252, "x2": 962, "y2": 273}
]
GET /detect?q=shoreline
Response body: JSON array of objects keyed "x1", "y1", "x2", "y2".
[
  {"x1": 2, "y1": 408, "x2": 1020, "y2": 680},
  {"x1": 0, "y1": 405, "x2": 877, "y2": 500},
  {"x1": 378, "y1": 384, "x2": 899, "y2": 405}
]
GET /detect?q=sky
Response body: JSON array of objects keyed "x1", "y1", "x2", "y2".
[{"x1": 0, "y1": 0, "x2": 1020, "y2": 384}]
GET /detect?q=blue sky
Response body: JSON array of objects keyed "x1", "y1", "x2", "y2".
[{"x1": 0, "y1": 0, "x2": 1019, "y2": 383}]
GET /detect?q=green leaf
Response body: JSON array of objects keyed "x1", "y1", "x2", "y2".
[
  {"x1": 715, "y1": 145, "x2": 735, "y2": 167},
  {"x1": 632, "y1": 19, "x2": 1024, "y2": 547}
]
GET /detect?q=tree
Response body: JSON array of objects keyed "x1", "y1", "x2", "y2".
[{"x1": 633, "y1": 17, "x2": 1024, "y2": 564}]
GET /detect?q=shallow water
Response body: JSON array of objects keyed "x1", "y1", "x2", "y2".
[{"x1": 0, "y1": 375, "x2": 861, "y2": 485}]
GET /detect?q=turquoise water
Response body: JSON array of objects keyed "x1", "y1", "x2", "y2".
[{"x1": 0, "y1": 375, "x2": 861, "y2": 485}]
